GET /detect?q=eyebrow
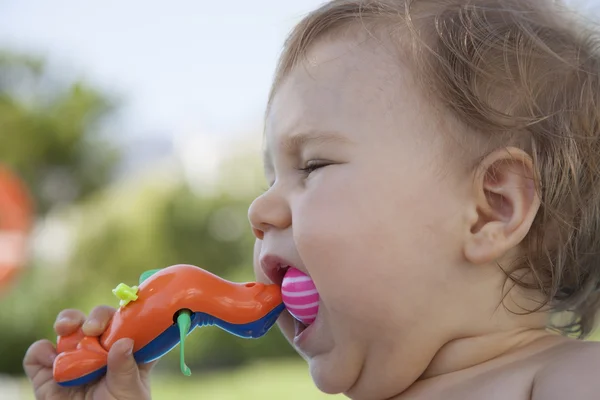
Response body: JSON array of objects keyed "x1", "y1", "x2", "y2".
[{"x1": 263, "y1": 130, "x2": 353, "y2": 167}]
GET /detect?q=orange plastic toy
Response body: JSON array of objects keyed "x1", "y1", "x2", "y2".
[{"x1": 53, "y1": 264, "x2": 284, "y2": 387}]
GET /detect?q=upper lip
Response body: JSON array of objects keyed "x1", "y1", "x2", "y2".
[{"x1": 260, "y1": 254, "x2": 295, "y2": 286}]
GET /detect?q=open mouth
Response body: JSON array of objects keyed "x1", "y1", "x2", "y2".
[
  {"x1": 274, "y1": 265, "x2": 312, "y2": 333},
  {"x1": 281, "y1": 266, "x2": 319, "y2": 339},
  {"x1": 278, "y1": 265, "x2": 313, "y2": 337},
  {"x1": 294, "y1": 317, "x2": 308, "y2": 336},
  {"x1": 270, "y1": 264, "x2": 290, "y2": 286},
  {"x1": 260, "y1": 255, "x2": 318, "y2": 339}
]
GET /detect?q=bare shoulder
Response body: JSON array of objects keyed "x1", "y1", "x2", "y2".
[{"x1": 531, "y1": 339, "x2": 600, "y2": 400}]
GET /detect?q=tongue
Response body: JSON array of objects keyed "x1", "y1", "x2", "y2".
[{"x1": 281, "y1": 267, "x2": 319, "y2": 325}]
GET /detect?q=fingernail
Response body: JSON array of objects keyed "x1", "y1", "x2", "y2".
[
  {"x1": 123, "y1": 338, "x2": 134, "y2": 355},
  {"x1": 84, "y1": 320, "x2": 100, "y2": 330},
  {"x1": 57, "y1": 317, "x2": 74, "y2": 325}
]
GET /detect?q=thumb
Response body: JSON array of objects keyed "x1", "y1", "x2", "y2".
[{"x1": 105, "y1": 338, "x2": 142, "y2": 392}]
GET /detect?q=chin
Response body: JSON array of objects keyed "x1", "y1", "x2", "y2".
[{"x1": 307, "y1": 353, "x2": 360, "y2": 396}]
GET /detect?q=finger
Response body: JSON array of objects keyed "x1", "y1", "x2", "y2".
[
  {"x1": 138, "y1": 359, "x2": 159, "y2": 375},
  {"x1": 54, "y1": 309, "x2": 86, "y2": 336},
  {"x1": 138, "y1": 359, "x2": 159, "y2": 387},
  {"x1": 105, "y1": 338, "x2": 144, "y2": 395},
  {"x1": 82, "y1": 305, "x2": 116, "y2": 336},
  {"x1": 23, "y1": 339, "x2": 57, "y2": 386}
]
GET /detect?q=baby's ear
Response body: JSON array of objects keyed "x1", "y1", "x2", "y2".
[{"x1": 464, "y1": 147, "x2": 541, "y2": 265}]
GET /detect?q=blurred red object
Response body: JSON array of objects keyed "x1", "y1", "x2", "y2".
[{"x1": 0, "y1": 165, "x2": 33, "y2": 291}]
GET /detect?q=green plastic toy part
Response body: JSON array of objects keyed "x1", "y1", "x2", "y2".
[
  {"x1": 112, "y1": 283, "x2": 139, "y2": 307},
  {"x1": 177, "y1": 310, "x2": 192, "y2": 376},
  {"x1": 139, "y1": 269, "x2": 162, "y2": 285}
]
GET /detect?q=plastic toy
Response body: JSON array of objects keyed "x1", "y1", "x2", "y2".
[
  {"x1": 52, "y1": 264, "x2": 285, "y2": 387},
  {"x1": 281, "y1": 267, "x2": 319, "y2": 325}
]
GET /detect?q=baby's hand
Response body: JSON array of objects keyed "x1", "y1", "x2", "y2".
[{"x1": 23, "y1": 306, "x2": 156, "y2": 400}]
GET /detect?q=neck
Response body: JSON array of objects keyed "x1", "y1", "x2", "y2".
[
  {"x1": 419, "y1": 265, "x2": 562, "y2": 380},
  {"x1": 419, "y1": 327, "x2": 561, "y2": 380}
]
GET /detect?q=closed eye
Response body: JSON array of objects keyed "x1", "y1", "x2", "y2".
[{"x1": 297, "y1": 160, "x2": 331, "y2": 175}]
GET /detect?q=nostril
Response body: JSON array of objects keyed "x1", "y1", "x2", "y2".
[
  {"x1": 252, "y1": 228, "x2": 264, "y2": 240},
  {"x1": 245, "y1": 283, "x2": 256, "y2": 288}
]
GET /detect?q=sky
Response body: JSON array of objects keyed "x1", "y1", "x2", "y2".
[
  {"x1": 0, "y1": 0, "x2": 327, "y2": 142},
  {"x1": 0, "y1": 0, "x2": 597, "y2": 144},
  {"x1": 0, "y1": 0, "x2": 598, "y2": 180}
]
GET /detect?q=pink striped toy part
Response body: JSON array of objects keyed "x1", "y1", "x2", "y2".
[{"x1": 281, "y1": 267, "x2": 319, "y2": 325}]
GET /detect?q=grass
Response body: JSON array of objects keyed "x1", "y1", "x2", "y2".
[
  {"x1": 152, "y1": 360, "x2": 340, "y2": 399},
  {"x1": 16, "y1": 359, "x2": 342, "y2": 400}
]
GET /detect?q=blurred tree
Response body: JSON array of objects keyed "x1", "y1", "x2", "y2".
[
  {"x1": 0, "y1": 50, "x2": 120, "y2": 215},
  {"x1": 0, "y1": 49, "x2": 121, "y2": 374}
]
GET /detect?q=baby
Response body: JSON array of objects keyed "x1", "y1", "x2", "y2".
[{"x1": 23, "y1": 0, "x2": 600, "y2": 399}]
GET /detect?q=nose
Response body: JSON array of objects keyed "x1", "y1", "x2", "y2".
[{"x1": 248, "y1": 186, "x2": 291, "y2": 240}]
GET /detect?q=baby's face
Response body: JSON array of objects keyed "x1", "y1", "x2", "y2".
[{"x1": 249, "y1": 36, "x2": 475, "y2": 397}]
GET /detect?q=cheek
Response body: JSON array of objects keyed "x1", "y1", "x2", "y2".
[{"x1": 292, "y1": 165, "x2": 460, "y2": 327}]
